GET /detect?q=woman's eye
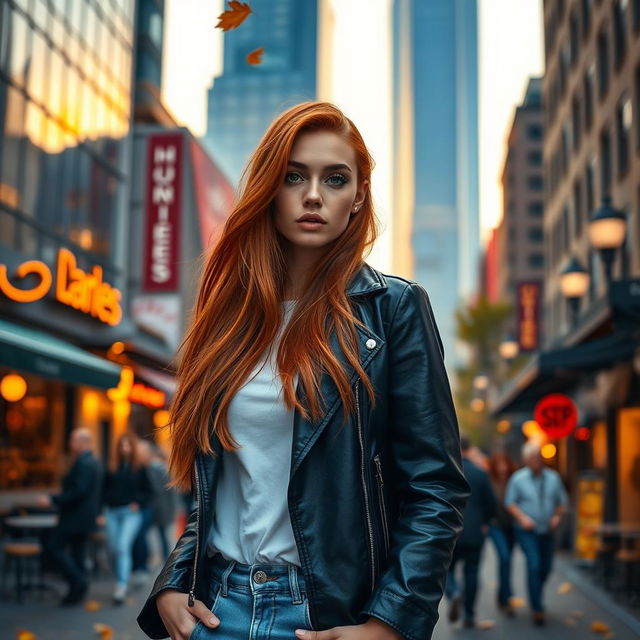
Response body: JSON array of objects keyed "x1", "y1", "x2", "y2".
[
  {"x1": 326, "y1": 173, "x2": 348, "y2": 186},
  {"x1": 285, "y1": 172, "x2": 303, "y2": 184}
]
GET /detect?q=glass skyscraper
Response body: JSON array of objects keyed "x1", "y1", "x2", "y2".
[
  {"x1": 392, "y1": 0, "x2": 479, "y2": 372},
  {"x1": 203, "y1": 0, "x2": 318, "y2": 184}
]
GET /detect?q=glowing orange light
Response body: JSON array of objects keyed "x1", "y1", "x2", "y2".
[
  {"x1": 497, "y1": 419, "x2": 511, "y2": 434},
  {"x1": 110, "y1": 341, "x2": 125, "y2": 355},
  {"x1": 1, "y1": 373, "x2": 27, "y2": 402},
  {"x1": 153, "y1": 410, "x2": 171, "y2": 429},
  {"x1": 541, "y1": 443, "x2": 557, "y2": 459}
]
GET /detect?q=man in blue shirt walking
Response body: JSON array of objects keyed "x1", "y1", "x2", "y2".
[{"x1": 505, "y1": 440, "x2": 568, "y2": 626}]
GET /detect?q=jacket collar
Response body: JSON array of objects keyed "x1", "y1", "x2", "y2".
[{"x1": 346, "y1": 263, "x2": 388, "y2": 297}]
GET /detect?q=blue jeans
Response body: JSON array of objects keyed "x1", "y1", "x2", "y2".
[
  {"x1": 515, "y1": 529, "x2": 554, "y2": 613},
  {"x1": 105, "y1": 505, "x2": 143, "y2": 588},
  {"x1": 489, "y1": 525, "x2": 515, "y2": 606},
  {"x1": 444, "y1": 544, "x2": 483, "y2": 622},
  {"x1": 191, "y1": 553, "x2": 313, "y2": 639}
]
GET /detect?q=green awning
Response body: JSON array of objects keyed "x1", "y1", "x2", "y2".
[{"x1": 0, "y1": 319, "x2": 121, "y2": 389}]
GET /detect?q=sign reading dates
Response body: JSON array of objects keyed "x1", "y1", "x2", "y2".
[{"x1": 534, "y1": 393, "x2": 578, "y2": 439}]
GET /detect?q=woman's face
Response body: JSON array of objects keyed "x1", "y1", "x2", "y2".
[
  {"x1": 273, "y1": 130, "x2": 368, "y2": 253},
  {"x1": 119, "y1": 437, "x2": 132, "y2": 457}
]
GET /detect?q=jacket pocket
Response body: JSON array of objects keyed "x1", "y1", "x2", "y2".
[{"x1": 373, "y1": 453, "x2": 390, "y2": 555}]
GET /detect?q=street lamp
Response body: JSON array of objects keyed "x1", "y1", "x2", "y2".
[
  {"x1": 499, "y1": 332, "x2": 519, "y2": 360},
  {"x1": 560, "y1": 257, "x2": 590, "y2": 324},
  {"x1": 589, "y1": 196, "x2": 627, "y2": 284},
  {"x1": 473, "y1": 373, "x2": 489, "y2": 390}
]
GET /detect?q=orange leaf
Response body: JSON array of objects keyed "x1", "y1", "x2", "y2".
[
  {"x1": 476, "y1": 620, "x2": 495, "y2": 629},
  {"x1": 84, "y1": 599, "x2": 102, "y2": 612},
  {"x1": 216, "y1": 1, "x2": 253, "y2": 31},
  {"x1": 16, "y1": 631, "x2": 37, "y2": 640},
  {"x1": 558, "y1": 581, "x2": 573, "y2": 594},
  {"x1": 591, "y1": 621, "x2": 611, "y2": 634},
  {"x1": 246, "y1": 47, "x2": 264, "y2": 65},
  {"x1": 93, "y1": 623, "x2": 114, "y2": 640}
]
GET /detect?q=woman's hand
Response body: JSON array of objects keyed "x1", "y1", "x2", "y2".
[
  {"x1": 156, "y1": 589, "x2": 220, "y2": 640},
  {"x1": 295, "y1": 617, "x2": 404, "y2": 639}
]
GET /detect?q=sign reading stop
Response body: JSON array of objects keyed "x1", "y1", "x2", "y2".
[{"x1": 534, "y1": 393, "x2": 578, "y2": 439}]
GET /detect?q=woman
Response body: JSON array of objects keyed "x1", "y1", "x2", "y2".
[
  {"x1": 487, "y1": 451, "x2": 517, "y2": 616},
  {"x1": 137, "y1": 102, "x2": 468, "y2": 640},
  {"x1": 103, "y1": 432, "x2": 152, "y2": 603}
]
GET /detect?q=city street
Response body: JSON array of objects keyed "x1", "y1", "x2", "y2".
[{"x1": 2, "y1": 544, "x2": 638, "y2": 640}]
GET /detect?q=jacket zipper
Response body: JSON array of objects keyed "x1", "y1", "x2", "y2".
[
  {"x1": 188, "y1": 458, "x2": 201, "y2": 607},
  {"x1": 355, "y1": 379, "x2": 376, "y2": 593},
  {"x1": 373, "y1": 453, "x2": 390, "y2": 554}
]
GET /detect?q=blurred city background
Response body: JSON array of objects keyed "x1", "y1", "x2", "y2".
[{"x1": 0, "y1": 0, "x2": 639, "y2": 638}]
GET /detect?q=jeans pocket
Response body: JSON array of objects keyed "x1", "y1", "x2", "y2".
[{"x1": 303, "y1": 594, "x2": 313, "y2": 630}]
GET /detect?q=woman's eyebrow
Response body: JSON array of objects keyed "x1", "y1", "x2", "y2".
[{"x1": 287, "y1": 160, "x2": 352, "y2": 172}]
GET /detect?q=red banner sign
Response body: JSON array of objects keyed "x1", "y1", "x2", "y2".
[
  {"x1": 517, "y1": 281, "x2": 541, "y2": 352},
  {"x1": 143, "y1": 134, "x2": 183, "y2": 291},
  {"x1": 534, "y1": 393, "x2": 578, "y2": 439}
]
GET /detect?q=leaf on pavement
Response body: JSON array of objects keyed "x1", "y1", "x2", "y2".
[
  {"x1": 476, "y1": 620, "x2": 495, "y2": 629},
  {"x1": 93, "y1": 623, "x2": 114, "y2": 640},
  {"x1": 558, "y1": 581, "x2": 573, "y2": 594},
  {"x1": 508, "y1": 596, "x2": 526, "y2": 608},
  {"x1": 246, "y1": 47, "x2": 264, "y2": 65},
  {"x1": 16, "y1": 631, "x2": 37, "y2": 640},
  {"x1": 591, "y1": 621, "x2": 611, "y2": 634},
  {"x1": 216, "y1": 1, "x2": 252, "y2": 31},
  {"x1": 84, "y1": 600, "x2": 102, "y2": 612}
]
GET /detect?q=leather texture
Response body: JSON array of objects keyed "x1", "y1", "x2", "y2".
[{"x1": 137, "y1": 263, "x2": 469, "y2": 640}]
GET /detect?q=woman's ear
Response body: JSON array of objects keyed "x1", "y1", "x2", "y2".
[{"x1": 352, "y1": 178, "x2": 369, "y2": 214}]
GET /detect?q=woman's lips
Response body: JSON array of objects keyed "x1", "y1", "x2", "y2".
[{"x1": 296, "y1": 220, "x2": 325, "y2": 230}]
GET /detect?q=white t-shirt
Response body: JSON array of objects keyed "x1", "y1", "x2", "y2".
[{"x1": 207, "y1": 301, "x2": 301, "y2": 566}]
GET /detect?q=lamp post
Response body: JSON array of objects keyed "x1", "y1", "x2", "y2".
[
  {"x1": 589, "y1": 196, "x2": 627, "y2": 285},
  {"x1": 559, "y1": 257, "x2": 590, "y2": 325}
]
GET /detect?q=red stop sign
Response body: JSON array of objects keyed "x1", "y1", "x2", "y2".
[{"x1": 534, "y1": 393, "x2": 578, "y2": 439}]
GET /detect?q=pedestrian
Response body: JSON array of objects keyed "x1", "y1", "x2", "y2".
[
  {"x1": 505, "y1": 440, "x2": 568, "y2": 626},
  {"x1": 147, "y1": 445, "x2": 178, "y2": 561},
  {"x1": 38, "y1": 428, "x2": 102, "y2": 605},
  {"x1": 102, "y1": 431, "x2": 152, "y2": 604},
  {"x1": 137, "y1": 101, "x2": 469, "y2": 640},
  {"x1": 445, "y1": 435, "x2": 497, "y2": 628},
  {"x1": 487, "y1": 451, "x2": 517, "y2": 616}
]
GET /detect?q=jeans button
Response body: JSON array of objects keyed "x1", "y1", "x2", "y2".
[{"x1": 253, "y1": 570, "x2": 267, "y2": 584}]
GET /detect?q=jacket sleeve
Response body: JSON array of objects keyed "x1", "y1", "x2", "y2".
[
  {"x1": 137, "y1": 507, "x2": 198, "y2": 639},
  {"x1": 360, "y1": 282, "x2": 469, "y2": 640}
]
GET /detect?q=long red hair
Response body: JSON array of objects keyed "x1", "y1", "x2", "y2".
[{"x1": 169, "y1": 102, "x2": 380, "y2": 489}]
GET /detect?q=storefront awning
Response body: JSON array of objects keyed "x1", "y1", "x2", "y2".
[
  {"x1": 0, "y1": 319, "x2": 122, "y2": 389},
  {"x1": 491, "y1": 329, "x2": 639, "y2": 416}
]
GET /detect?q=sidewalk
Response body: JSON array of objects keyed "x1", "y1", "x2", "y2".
[
  {"x1": 433, "y1": 542, "x2": 640, "y2": 640},
  {"x1": 2, "y1": 544, "x2": 638, "y2": 639}
]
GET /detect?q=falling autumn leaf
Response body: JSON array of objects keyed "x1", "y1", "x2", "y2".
[
  {"x1": 216, "y1": 1, "x2": 252, "y2": 31},
  {"x1": 93, "y1": 623, "x2": 114, "y2": 640},
  {"x1": 591, "y1": 621, "x2": 612, "y2": 634},
  {"x1": 246, "y1": 47, "x2": 264, "y2": 65},
  {"x1": 558, "y1": 581, "x2": 573, "y2": 594},
  {"x1": 16, "y1": 631, "x2": 37, "y2": 640},
  {"x1": 84, "y1": 599, "x2": 102, "y2": 612}
]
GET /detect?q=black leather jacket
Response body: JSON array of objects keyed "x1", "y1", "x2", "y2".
[{"x1": 138, "y1": 264, "x2": 469, "y2": 640}]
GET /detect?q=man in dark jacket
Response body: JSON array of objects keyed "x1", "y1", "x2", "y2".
[
  {"x1": 38, "y1": 428, "x2": 102, "y2": 605},
  {"x1": 445, "y1": 435, "x2": 497, "y2": 627}
]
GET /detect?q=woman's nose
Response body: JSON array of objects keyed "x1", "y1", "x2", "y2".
[{"x1": 303, "y1": 180, "x2": 322, "y2": 206}]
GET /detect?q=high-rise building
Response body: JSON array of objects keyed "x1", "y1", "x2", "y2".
[
  {"x1": 392, "y1": 0, "x2": 479, "y2": 372},
  {"x1": 495, "y1": 77, "x2": 545, "y2": 352},
  {"x1": 203, "y1": 0, "x2": 318, "y2": 183}
]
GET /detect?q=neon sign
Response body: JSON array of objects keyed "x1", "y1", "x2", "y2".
[{"x1": 0, "y1": 248, "x2": 122, "y2": 326}]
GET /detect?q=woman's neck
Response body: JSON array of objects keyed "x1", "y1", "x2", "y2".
[{"x1": 283, "y1": 245, "x2": 323, "y2": 300}]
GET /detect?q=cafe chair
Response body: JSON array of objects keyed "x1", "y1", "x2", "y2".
[{"x1": 1, "y1": 540, "x2": 43, "y2": 603}]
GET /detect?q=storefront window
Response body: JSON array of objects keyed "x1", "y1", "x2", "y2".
[{"x1": 0, "y1": 370, "x2": 66, "y2": 489}]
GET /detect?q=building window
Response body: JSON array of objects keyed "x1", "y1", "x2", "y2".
[
  {"x1": 527, "y1": 123, "x2": 543, "y2": 140},
  {"x1": 528, "y1": 175, "x2": 544, "y2": 191},
  {"x1": 570, "y1": 10, "x2": 580, "y2": 65},
  {"x1": 528, "y1": 227, "x2": 544, "y2": 243},
  {"x1": 572, "y1": 95, "x2": 581, "y2": 150},
  {"x1": 586, "y1": 155, "x2": 597, "y2": 214},
  {"x1": 582, "y1": 0, "x2": 592, "y2": 38},
  {"x1": 600, "y1": 127, "x2": 612, "y2": 195},
  {"x1": 561, "y1": 124, "x2": 570, "y2": 174},
  {"x1": 559, "y1": 42, "x2": 570, "y2": 95},
  {"x1": 528, "y1": 253, "x2": 544, "y2": 269},
  {"x1": 562, "y1": 206, "x2": 571, "y2": 252},
  {"x1": 527, "y1": 150, "x2": 542, "y2": 166},
  {"x1": 597, "y1": 25, "x2": 610, "y2": 99},
  {"x1": 584, "y1": 64, "x2": 595, "y2": 130},
  {"x1": 613, "y1": 0, "x2": 627, "y2": 68},
  {"x1": 574, "y1": 179, "x2": 584, "y2": 237},
  {"x1": 616, "y1": 94, "x2": 632, "y2": 176},
  {"x1": 528, "y1": 201, "x2": 544, "y2": 217}
]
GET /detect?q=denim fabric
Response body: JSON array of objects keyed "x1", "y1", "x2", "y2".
[
  {"x1": 515, "y1": 529, "x2": 554, "y2": 612},
  {"x1": 444, "y1": 544, "x2": 483, "y2": 622},
  {"x1": 489, "y1": 525, "x2": 515, "y2": 606},
  {"x1": 105, "y1": 505, "x2": 143, "y2": 587},
  {"x1": 191, "y1": 553, "x2": 312, "y2": 640}
]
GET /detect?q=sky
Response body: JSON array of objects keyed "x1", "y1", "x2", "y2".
[{"x1": 162, "y1": 0, "x2": 544, "y2": 268}]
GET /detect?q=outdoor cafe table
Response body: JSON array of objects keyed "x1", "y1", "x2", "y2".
[{"x1": 5, "y1": 514, "x2": 59, "y2": 533}]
